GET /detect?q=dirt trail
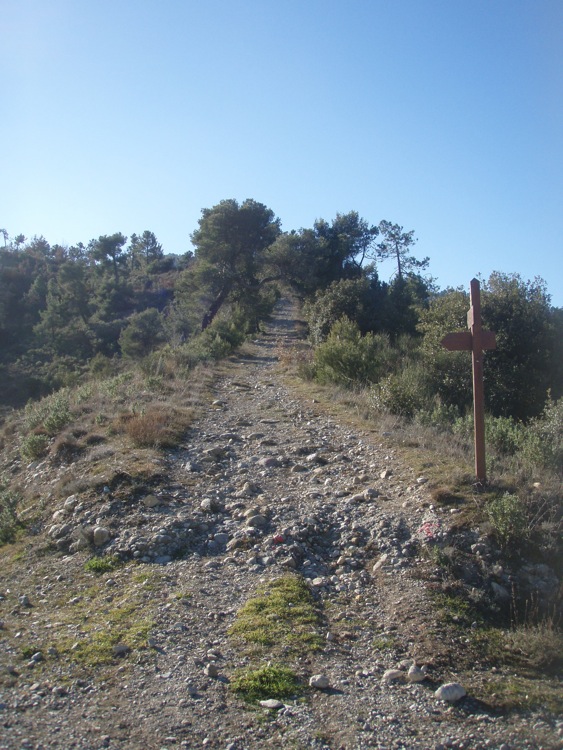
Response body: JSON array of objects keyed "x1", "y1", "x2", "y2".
[{"x1": 1, "y1": 299, "x2": 560, "y2": 750}]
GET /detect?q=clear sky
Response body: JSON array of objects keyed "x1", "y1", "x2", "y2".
[{"x1": 2, "y1": 0, "x2": 562, "y2": 305}]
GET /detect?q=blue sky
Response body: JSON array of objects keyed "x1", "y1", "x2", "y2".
[{"x1": 2, "y1": 0, "x2": 562, "y2": 305}]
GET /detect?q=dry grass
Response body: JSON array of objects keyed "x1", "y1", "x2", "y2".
[{"x1": 120, "y1": 406, "x2": 194, "y2": 448}]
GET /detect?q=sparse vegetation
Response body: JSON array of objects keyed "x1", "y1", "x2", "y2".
[
  {"x1": 230, "y1": 664, "x2": 302, "y2": 703},
  {"x1": 486, "y1": 493, "x2": 529, "y2": 551},
  {"x1": 84, "y1": 555, "x2": 122, "y2": 574},
  {"x1": 229, "y1": 574, "x2": 323, "y2": 654},
  {"x1": 0, "y1": 488, "x2": 24, "y2": 545}
]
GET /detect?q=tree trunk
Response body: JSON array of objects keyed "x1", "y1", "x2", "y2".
[{"x1": 201, "y1": 286, "x2": 230, "y2": 331}]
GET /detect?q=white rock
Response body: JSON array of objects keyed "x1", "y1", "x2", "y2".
[
  {"x1": 372, "y1": 554, "x2": 389, "y2": 572},
  {"x1": 407, "y1": 665, "x2": 427, "y2": 682},
  {"x1": 259, "y1": 699, "x2": 284, "y2": 709},
  {"x1": 382, "y1": 669, "x2": 405, "y2": 684},
  {"x1": 93, "y1": 526, "x2": 110, "y2": 546},
  {"x1": 309, "y1": 674, "x2": 329, "y2": 689},
  {"x1": 435, "y1": 682, "x2": 466, "y2": 702},
  {"x1": 64, "y1": 495, "x2": 78, "y2": 510}
]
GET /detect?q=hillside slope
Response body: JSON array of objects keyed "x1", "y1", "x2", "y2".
[{"x1": 0, "y1": 299, "x2": 561, "y2": 749}]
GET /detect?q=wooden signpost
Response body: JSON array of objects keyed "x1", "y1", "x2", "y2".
[{"x1": 441, "y1": 279, "x2": 496, "y2": 481}]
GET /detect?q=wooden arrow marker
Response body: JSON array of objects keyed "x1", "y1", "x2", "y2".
[{"x1": 441, "y1": 279, "x2": 496, "y2": 481}]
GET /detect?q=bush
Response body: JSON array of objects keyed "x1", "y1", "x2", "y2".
[
  {"x1": 182, "y1": 317, "x2": 247, "y2": 365},
  {"x1": 20, "y1": 433, "x2": 50, "y2": 461},
  {"x1": 453, "y1": 405, "x2": 562, "y2": 474},
  {"x1": 522, "y1": 397, "x2": 563, "y2": 473},
  {"x1": 0, "y1": 489, "x2": 23, "y2": 546},
  {"x1": 372, "y1": 363, "x2": 432, "y2": 417},
  {"x1": 415, "y1": 400, "x2": 460, "y2": 429},
  {"x1": 24, "y1": 391, "x2": 72, "y2": 434},
  {"x1": 486, "y1": 493, "x2": 529, "y2": 551},
  {"x1": 304, "y1": 276, "x2": 383, "y2": 345},
  {"x1": 312, "y1": 317, "x2": 392, "y2": 387}
]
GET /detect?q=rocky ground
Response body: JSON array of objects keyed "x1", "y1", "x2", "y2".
[{"x1": 0, "y1": 300, "x2": 561, "y2": 749}]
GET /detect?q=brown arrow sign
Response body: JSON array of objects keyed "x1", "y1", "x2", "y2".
[
  {"x1": 441, "y1": 330, "x2": 496, "y2": 351},
  {"x1": 441, "y1": 331, "x2": 472, "y2": 351}
]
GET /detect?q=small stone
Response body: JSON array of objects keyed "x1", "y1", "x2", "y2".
[
  {"x1": 19, "y1": 595, "x2": 31, "y2": 607},
  {"x1": 435, "y1": 682, "x2": 466, "y2": 702},
  {"x1": 382, "y1": 669, "x2": 405, "y2": 684},
  {"x1": 407, "y1": 665, "x2": 427, "y2": 682},
  {"x1": 372, "y1": 554, "x2": 389, "y2": 572},
  {"x1": 246, "y1": 514, "x2": 267, "y2": 529},
  {"x1": 200, "y1": 498, "x2": 222, "y2": 513},
  {"x1": 259, "y1": 457, "x2": 280, "y2": 469},
  {"x1": 309, "y1": 674, "x2": 329, "y2": 689},
  {"x1": 259, "y1": 699, "x2": 284, "y2": 709},
  {"x1": 185, "y1": 682, "x2": 198, "y2": 696},
  {"x1": 112, "y1": 643, "x2": 130, "y2": 657},
  {"x1": 204, "y1": 663, "x2": 218, "y2": 677},
  {"x1": 142, "y1": 494, "x2": 159, "y2": 508}
]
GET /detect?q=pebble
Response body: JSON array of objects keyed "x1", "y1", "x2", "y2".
[
  {"x1": 309, "y1": 674, "x2": 330, "y2": 689},
  {"x1": 259, "y1": 699, "x2": 284, "y2": 709},
  {"x1": 382, "y1": 669, "x2": 405, "y2": 684}
]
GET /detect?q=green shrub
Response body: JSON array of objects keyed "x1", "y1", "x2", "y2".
[
  {"x1": 415, "y1": 400, "x2": 460, "y2": 429},
  {"x1": 486, "y1": 493, "x2": 529, "y2": 550},
  {"x1": 84, "y1": 555, "x2": 122, "y2": 574},
  {"x1": 372, "y1": 362, "x2": 432, "y2": 417},
  {"x1": 521, "y1": 397, "x2": 563, "y2": 473},
  {"x1": 183, "y1": 317, "x2": 247, "y2": 364},
  {"x1": 24, "y1": 391, "x2": 72, "y2": 434},
  {"x1": 20, "y1": 433, "x2": 50, "y2": 461},
  {"x1": 0, "y1": 489, "x2": 24, "y2": 545},
  {"x1": 312, "y1": 317, "x2": 392, "y2": 387}
]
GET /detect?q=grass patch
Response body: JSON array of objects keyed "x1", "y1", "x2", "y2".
[
  {"x1": 84, "y1": 555, "x2": 123, "y2": 574},
  {"x1": 229, "y1": 574, "x2": 323, "y2": 655},
  {"x1": 372, "y1": 635, "x2": 398, "y2": 651},
  {"x1": 472, "y1": 621, "x2": 563, "y2": 673},
  {"x1": 230, "y1": 664, "x2": 302, "y2": 703},
  {"x1": 118, "y1": 405, "x2": 194, "y2": 448},
  {"x1": 431, "y1": 591, "x2": 483, "y2": 628},
  {"x1": 475, "y1": 673, "x2": 563, "y2": 713},
  {"x1": 55, "y1": 601, "x2": 153, "y2": 668}
]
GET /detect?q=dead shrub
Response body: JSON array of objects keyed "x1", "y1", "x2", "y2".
[
  {"x1": 124, "y1": 408, "x2": 193, "y2": 448},
  {"x1": 50, "y1": 433, "x2": 85, "y2": 463}
]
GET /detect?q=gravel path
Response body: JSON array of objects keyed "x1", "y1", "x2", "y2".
[{"x1": 1, "y1": 299, "x2": 560, "y2": 750}]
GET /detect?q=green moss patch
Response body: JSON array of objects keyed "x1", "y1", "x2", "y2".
[
  {"x1": 230, "y1": 664, "x2": 301, "y2": 703},
  {"x1": 229, "y1": 574, "x2": 323, "y2": 655}
]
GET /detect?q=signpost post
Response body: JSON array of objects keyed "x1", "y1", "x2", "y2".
[{"x1": 441, "y1": 279, "x2": 496, "y2": 481}]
